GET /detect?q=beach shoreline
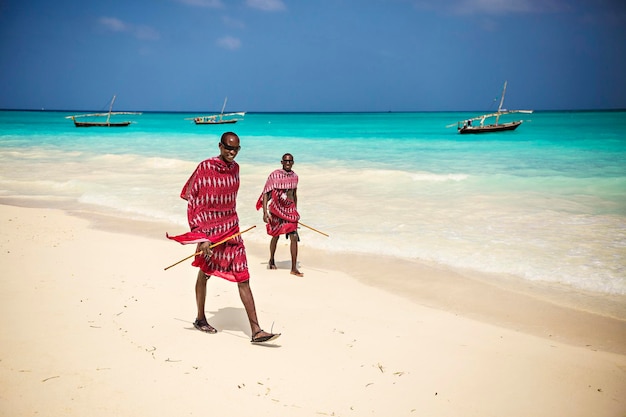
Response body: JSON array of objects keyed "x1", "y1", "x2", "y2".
[
  {"x1": 3, "y1": 197, "x2": 624, "y2": 355},
  {"x1": 1, "y1": 202, "x2": 625, "y2": 416},
  {"x1": 68, "y1": 216, "x2": 626, "y2": 356}
]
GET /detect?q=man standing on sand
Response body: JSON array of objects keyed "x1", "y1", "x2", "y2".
[
  {"x1": 256, "y1": 153, "x2": 303, "y2": 277},
  {"x1": 168, "y1": 132, "x2": 280, "y2": 344}
]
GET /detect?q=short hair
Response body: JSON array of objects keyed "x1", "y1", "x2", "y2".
[{"x1": 221, "y1": 132, "x2": 239, "y2": 142}]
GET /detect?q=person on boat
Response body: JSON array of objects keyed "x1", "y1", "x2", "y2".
[
  {"x1": 168, "y1": 132, "x2": 280, "y2": 344},
  {"x1": 256, "y1": 153, "x2": 303, "y2": 277}
]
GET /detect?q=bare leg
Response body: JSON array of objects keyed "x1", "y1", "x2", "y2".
[
  {"x1": 268, "y1": 235, "x2": 279, "y2": 269},
  {"x1": 195, "y1": 269, "x2": 208, "y2": 320},
  {"x1": 289, "y1": 233, "x2": 303, "y2": 276},
  {"x1": 194, "y1": 270, "x2": 216, "y2": 333},
  {"x1": 238, "y1": 280, "x2": 270, "y2": 337}
]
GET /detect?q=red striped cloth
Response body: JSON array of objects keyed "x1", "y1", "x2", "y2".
[
  {"x1": 256, "y1": 169, "x2": 300, "y2": 237},
  {"x1": 167, "y1": 157, "x2": 249, "y2": 282}
]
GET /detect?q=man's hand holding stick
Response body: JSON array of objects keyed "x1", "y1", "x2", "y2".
[{"x1": 164, "y1": 225, "x2": 256, "y2": 270}]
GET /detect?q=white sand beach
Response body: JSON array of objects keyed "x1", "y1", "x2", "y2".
[{"x1": 1, "y1": 203, "x2": 625, "y2": 416}]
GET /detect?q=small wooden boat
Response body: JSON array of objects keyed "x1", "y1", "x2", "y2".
[
  {"x1": 66, "y1": 95, "x2": 141, "y2": 127},
  {"x1": 187, "y1": 97, "x2": 245, "y2": 125},
  {"x1": 457, "y1": 117, "x2": 526, "y2": 134},
  {"x1": 71, "y1": 119, "x2": 133, "y2": 127},
  {"x1": 454, "y1": 81, "x2": 532, "y2": 134},
  {"x1": 192, "y1": 115, "x2": 243, "y2": 125}
]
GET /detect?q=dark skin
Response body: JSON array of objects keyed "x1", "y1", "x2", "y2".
[
  {"x1": 194, "y1": 133, "x2": 275, "y2": 341},
  {"x1": 262, "y1": 153, "x2": 303, "y2": 277}
]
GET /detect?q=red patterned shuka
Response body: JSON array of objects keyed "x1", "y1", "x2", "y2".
[
  {"x1": 168, "y1": 156, "x2": 249, "y2": 282},
  {"x1": 256, "y1": 168, "x2": 300, "y2": 237}
]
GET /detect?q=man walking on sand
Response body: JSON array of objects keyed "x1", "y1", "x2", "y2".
[
  {"x1": 256, "y1": 153, "x2": 303, "y2": 277},
  {"x1": 168, "y1": 132, "x2": 280, "y2": 343}
]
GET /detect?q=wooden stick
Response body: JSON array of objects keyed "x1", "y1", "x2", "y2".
[
  {"x1": 208, "y1": 225, "x2": 256, "y2": 248},
  {"x1": 164, "y1": 251, "x2": 200, "y2": 271},
  {"x1": 164, "y1": 225, "x2": 256, "y2": 271},
  {"x1": 298, "y1": 221, "x2": 329, "y2": 237}
]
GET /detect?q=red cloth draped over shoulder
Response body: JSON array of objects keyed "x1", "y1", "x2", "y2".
[
  {"x1": 256, "y1": 169, "x2": 300, "y2": 237},
  {"x1": 167, "y1": 157, "x2": 249, "y2": 282}
]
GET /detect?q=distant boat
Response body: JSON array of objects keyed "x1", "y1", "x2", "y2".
[
  {"x1": 453, "y1": 81, "x2": 533, "y2": 134},
  {"x1": 66, "y1": 95, "x2": 141, "y2": 127},
  {"x1": 187, "y1": 97, "x2": 245, "y2": 125}
]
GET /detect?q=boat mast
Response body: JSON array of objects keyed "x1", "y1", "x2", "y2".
[
  {"x1": 219, "y1": 97, "x2": 227, "y2": 121},
  {"x1": 106, "y1": 95, "x2": 116, "y2": 124},
  {"x1": 495, "y1": 81, "x2": 507, "y2": 125}
]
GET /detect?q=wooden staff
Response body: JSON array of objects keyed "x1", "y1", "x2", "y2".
[
  {"x1": 298, "y1": 221, "x2": 329, "y2": 237},
  {"x1": 164, "y1": 225, "x2": 256, "y2": 271}
]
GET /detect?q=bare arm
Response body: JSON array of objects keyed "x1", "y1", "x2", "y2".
[{"x1": 262, "y1": 192, "x2": 271, "y2": 223}]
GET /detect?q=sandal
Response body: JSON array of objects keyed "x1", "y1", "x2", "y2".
[
  {"x1": 251, "y1": 330, "x2": 281, "y2": 343},
  {"x1": 193, "y1": 318, "x2": 217, "y2": 334}
]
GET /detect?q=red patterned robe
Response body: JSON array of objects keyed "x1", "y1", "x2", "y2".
[
  {"x1": 168, "y1": 157, "x2": 249, "y2": 282},
  {"x1": 256, "y1": 168, "x2": 300, "y2": 237}
]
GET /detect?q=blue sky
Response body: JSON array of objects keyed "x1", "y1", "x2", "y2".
[{"x1": 1, "y1": 0, "x2": 624, "y2": 112}]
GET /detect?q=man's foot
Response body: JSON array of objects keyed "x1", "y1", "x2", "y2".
[
  {"x1": 193, "y1": 318, "x2": 217, "y2": 334},
  {"x1": 251, "y1": 330, "x2": 281, "y2": 343},
  {"x1": 290, "y1": 270, "x2": 304, "y2": 277},
  {"x1": 268, "y1": 260, "x2": 277, "y2": 270}
]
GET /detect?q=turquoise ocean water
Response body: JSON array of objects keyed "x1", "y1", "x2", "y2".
[{"x1": 1, "y1": 110, "x2": 625, "y2": 295}]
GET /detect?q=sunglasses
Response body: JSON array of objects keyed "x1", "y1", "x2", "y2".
[
  {"x1": 220, "y1": 141, "x2": 241, "y2": 151},
  {"x1": 282, "y1": 159, "x2": 294, "y2": 163}
]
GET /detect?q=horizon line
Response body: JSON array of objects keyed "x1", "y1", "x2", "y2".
[{"x1": 2, "y1": 107, "x2": 625, "y2": 114}]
